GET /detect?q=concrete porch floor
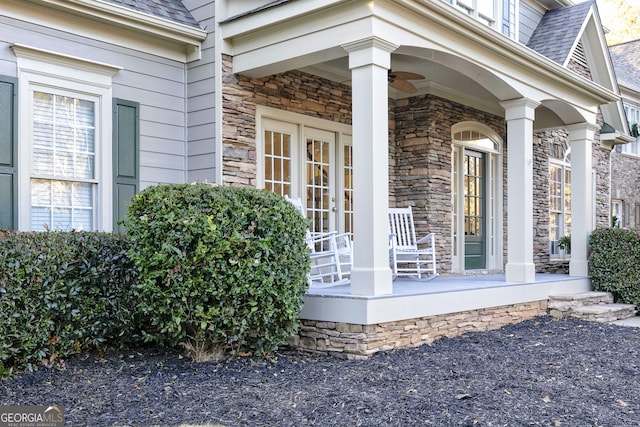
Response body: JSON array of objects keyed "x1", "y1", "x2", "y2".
[{"x1": 301, "y1": 273, "x2": 592, "y2": 325}]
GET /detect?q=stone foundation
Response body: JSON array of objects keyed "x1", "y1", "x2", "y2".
[{"x1": 290, "y1": 300, "x2": 548, "y2": 359}]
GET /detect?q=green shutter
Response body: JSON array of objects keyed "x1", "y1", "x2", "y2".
[
  {"x1": 113, "y1": 99, "x2": 139, "y2": 232},
  {"x1": 0, "y1": 77, "x2": 17, "y2": 230}
]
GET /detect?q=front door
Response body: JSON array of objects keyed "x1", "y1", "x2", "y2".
[
  {"x1": 463, "y1": 149, "x2": 486, "y2": 269},
  {"x1": 452, "y1": 124, "x2": 502, "y2": 272}
]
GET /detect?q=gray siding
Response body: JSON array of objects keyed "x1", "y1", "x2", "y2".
[
  {"x1": 519, "y1": 1, "x2": 544, "y2": 45},
  {"x1": 184, "y1": 0, "x2": 217, "y2": 183},
  {"x1": 0, "y1": 15, "x2": 188, "y2": 190}
]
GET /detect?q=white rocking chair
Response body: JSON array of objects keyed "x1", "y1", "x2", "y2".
[
  {"x1": 285, "y1": 196, "x2": 351, "y2": 288},
  {"x1": 389, "y1": 206, "x2": 437, "y2": 280}
]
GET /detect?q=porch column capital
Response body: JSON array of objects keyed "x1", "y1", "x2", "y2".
[
  {"x1": 342, "y1": 37, "x2": 398, "y2": 70},
  {"x1": 500, "y1": 98, "x2": 540, "y2": 121},
  {"x1": 566, "y1": 122, "x2": 599, "y2": 141}
]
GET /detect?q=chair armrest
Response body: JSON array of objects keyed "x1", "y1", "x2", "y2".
[
  {"x1": 389, "y1": 233, "x2": 397, "y2": 250},
  {"x1": 416, "y1": 233, "x2": 436, "y2": 245}
]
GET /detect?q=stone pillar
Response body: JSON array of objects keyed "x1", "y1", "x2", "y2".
[
  {"x1": 500, "y1": 98, "x2": 540, "y2": 283},
  {"x1": 342, "y1": 37, "x2": 396, "y2": 295},
  {"x1": 567, "y1": 123, "x2": 597, "y2": 276}
]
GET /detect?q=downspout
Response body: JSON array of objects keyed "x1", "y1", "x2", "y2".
[
  {"x1": 184, "y1": 62, "x2": 189, "y2": 184},
  {"x1": 214, "y1": 0, "x2": 224, "y2": 184}
]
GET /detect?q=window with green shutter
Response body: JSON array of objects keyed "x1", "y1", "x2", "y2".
[{"x1": 0, "y1": 76, "x2": 17, "y2": 230}]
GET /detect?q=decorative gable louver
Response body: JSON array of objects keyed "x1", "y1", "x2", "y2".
[{"x1": 572, "y1": 40, "x2": 589, "y2": 69}]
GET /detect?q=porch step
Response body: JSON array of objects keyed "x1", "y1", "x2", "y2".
[
  {"x1": 571, "y1": 303, "x2": 637, "y2": 323},
  {"x1": 549, "y1": 291, "x2": 637, "y2": 323}
]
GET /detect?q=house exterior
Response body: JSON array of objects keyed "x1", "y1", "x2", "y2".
[
  {"x1": 0, "y1": 0, "x2": 634, "y2": 356},
  {"x1": 609, "y1": 39, "x2": 640, "y2": 228}
]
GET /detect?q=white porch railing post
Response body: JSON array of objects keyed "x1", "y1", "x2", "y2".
[
  {"x1": 500, "y1": 98, "x2": 540, "y2": 283},
  {"x1": 566, "y1": 123, "x2": 597, "y2": 277},
  {"x1": 342, "y1": 37, "x2": 396, "y2": 296}
]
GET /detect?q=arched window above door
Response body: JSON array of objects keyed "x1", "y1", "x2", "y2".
[{"x1": 452, "y1": 122, "x2": 501, "y2": 154}]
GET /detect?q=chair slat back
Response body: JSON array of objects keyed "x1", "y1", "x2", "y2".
[{"x1": 389, "y1": 207, "x2": 418, "y2": 249}]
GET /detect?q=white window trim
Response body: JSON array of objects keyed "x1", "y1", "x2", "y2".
[
  {"x1": 622, "y1": 105, "x2": 640, "y2": 157},
  {"x1": 548, "y1": 158, "x2": 571, "y2": 260},
  {"x1": 12, "y1": 44, "x2": 121, "y2": 231}
]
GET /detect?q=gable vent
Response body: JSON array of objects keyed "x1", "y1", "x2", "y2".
[{"x1": 572, "y1": 40, "x2": 589, "y2": 68}]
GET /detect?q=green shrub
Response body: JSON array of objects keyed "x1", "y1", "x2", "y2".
[
  {"x1": 589, "y1": 227, "x2": 640, "y2": 310},
  {"x1": 0, "y1": 231, "x2": 138, "y2": 375},
  {"x1": 124, "y1": 183, "x2": 309, "y2": 358}
]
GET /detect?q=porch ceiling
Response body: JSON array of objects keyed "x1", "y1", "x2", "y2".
[{"x1": 220, "y1": 0, "x2": 619, "y2": 123}]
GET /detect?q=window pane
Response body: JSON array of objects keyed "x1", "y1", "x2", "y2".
[
  {"x1": 76, "y1": 153, "x2": 95, "y2": 179},
  {"x1": 33, "y1": 92, "x2": 53, "y2": 121},
  {"x1": 33, "y1": 122, "x2": 53, "y2": 148},
  {"x1": 31, "y1": 179, "x2": 94, "y2": 231},
  {"x1": 31, "y1": 207, "x2": 51, "y2": 231}
]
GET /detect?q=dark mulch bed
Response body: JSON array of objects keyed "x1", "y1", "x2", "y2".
[{"x1": 2, "y1": 317, "x2": 640, "y2": 426}]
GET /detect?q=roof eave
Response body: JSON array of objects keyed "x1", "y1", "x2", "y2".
[{"x1": 28, "y1": 0, "x2": 207, "y2": 60}]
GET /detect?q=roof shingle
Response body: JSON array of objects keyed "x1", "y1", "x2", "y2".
[
  {"x1": 609, "y1": 39, "x2": 640, "y2": 93},
  {"x1": 527, "y1": 1, "x2": 593, "y2": 65},
  {"x1": 102, "y1": 0, "x2": 201, "y2": 29}
]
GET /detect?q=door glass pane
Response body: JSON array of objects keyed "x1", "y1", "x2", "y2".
[
  {"x1": 463, "y1": 150, "x2": 485, "y2": 269},
  {"x1": 306, "y1": 137, "x2": 330, "y2": 234},
  {"x1": 343, "y1": 145, "x2": 353, "y2": 234},
  {"x1": 263, "y1": 130, "x2": 292, "y2": 196}
]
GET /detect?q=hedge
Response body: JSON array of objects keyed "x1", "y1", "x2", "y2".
[
  {"x1": 124, "y1": 183, "x2": 310, "y2": 359},
  {"x1": 0, "y1": 231, "x2": 138, "y2": 376},
  {"x1": 589, "y1": 227, "x2": 640, "y2": 310}
]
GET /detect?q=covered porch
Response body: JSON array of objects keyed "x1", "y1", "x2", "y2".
[{"x1": 220, "y1": 0, "x2": 625, "y2": 300}]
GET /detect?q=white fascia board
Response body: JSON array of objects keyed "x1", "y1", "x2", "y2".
[
  {"x1": 11, "y1": 0, "x2": 206, "y2": 62},
  {"x1": 35, "y1": 0, "x2": 207, "y2": 43},
  {"x1": 221, "y1": 0, "x2": 346, "y2": 39},
  {"x1": 221, "y1": 2, "x2": 372, "y2": 56}
]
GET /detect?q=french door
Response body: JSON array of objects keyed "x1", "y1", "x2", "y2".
[{"x1": 262, "y1": 118, "x2": 352, "y2": 235}]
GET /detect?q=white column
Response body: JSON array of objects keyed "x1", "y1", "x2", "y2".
[
  {"x1": 567, "y1": 123, "x2": 597, "y2": 276},
  {"x1": 342, "y1": 37, "x2": 396, "y2": 296},
  {"x1": 500, "y1": 98, "x2": 540, "y2": 283}
]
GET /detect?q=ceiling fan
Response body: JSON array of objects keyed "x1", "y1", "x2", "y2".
[{"x1": 388, "y1": 70, "x2": 425, "y2": 94}]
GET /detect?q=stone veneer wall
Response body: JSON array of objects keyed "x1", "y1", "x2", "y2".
[
  {"x1": 289, "y1": 300, "x2": 548, "y2": 359},
  {"x1": 611, "y1": 150, "x2": 640, "y2": 228},
  {"x1": 533, "y1": 130, "x2": 567, "y2": 273},
  {"x1": 221, "y1": 54, "x2": 352, "y2": 187},
  {"x1": 531, "y1": 112, "x2": 610, "y2": 273},
  {"x1": 610, "y1": 97, "x2": 640, "y2": 229},
  {"x1": 391, "y1": 95, "x2": 507, "y2": 273}
]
